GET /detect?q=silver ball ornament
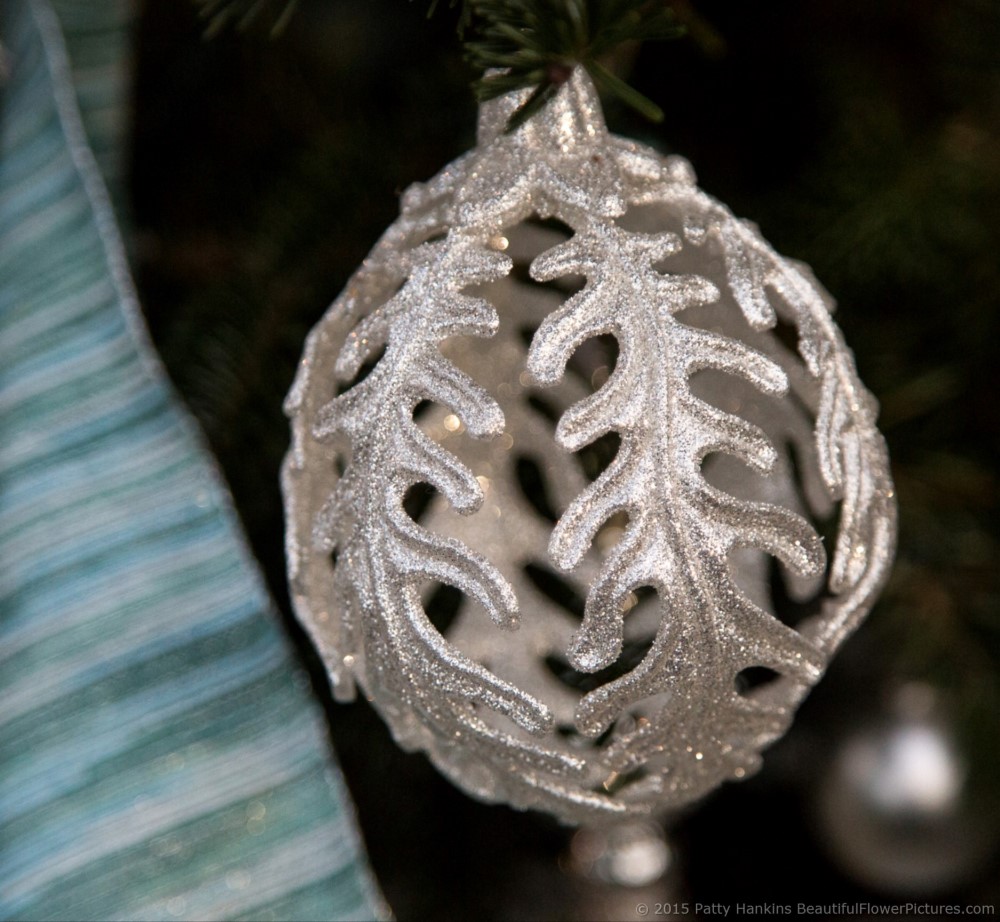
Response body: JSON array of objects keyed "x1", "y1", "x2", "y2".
[{"x1": 282, "y1": 69, "x2": 897, "y2": 824}]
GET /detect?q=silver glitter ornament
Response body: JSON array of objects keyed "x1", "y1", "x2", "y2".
[{"x1": 282, "y1": 69, "x2": 897, "y2": 824}]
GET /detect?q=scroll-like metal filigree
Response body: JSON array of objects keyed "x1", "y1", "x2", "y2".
[{"x1": 282, "y1": 69, "x2": 897, "y2": 824}]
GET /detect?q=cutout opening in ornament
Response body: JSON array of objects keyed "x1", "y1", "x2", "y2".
[
  {"x1": 506, "y1": 216, "x2": 582, "y2": 288},
  {"x1": 692, "y1": 364, "x2": 821, "y2": 503},
  {"x1": 421, "y1": 580, "x2": 465, "y2": 636},
  {"x1": 402, "y1": 481, "x2": 439, "y2": 524},
  {"x1": 725, "y1": 544, "x2": 829, "y2": 642},
  {"x1": 613, "y1": 203, "x2": 685, "y2": 236},
  {"x1": 526, "y1": 393, "x2": 561, "y2": 427},
  {"x1": 524, "y1": 215, "x2": 575, "y2": 241},
  {"x1": 612, "y1": 204, "x2": 701, "y2": 281},
  {"x1": 595, "y1": 511, "x2": 630, "y2": 553},
  {"x1": 412, "y1": 397, "x2": 475, "y2": 450},
  {"x1": 412, "y1": 398, "x2": 434, "y2": 423},
  {"x1": 735, "y1": 666, "x2": 782, "y2": 697},
  {"x1": 575, "y1": 430, "x2": 621, "y2": 484},
  {"x1": 699, "y1": 449, "x2": 773, "y2": 500},
  {"x1": 632, "y1": 585, "x2": 657, "y2": 604},
  {"x1": 785, "y1": 438, "x2": 839, "y2": 543},
  {"x1": 523, "y1": 562, "x2": 586, "y2": 621},
  {"x1": 768, "y1": 553, "x2": 834, "y2": 625},
  {"x1": 772, "y1": 313, "x2": 801, "y2": 359},
  {"x1": 513, "y1": 216, "x2": 579, "y2": 272},
  {"x1": 725, "y1": 545, "x2": 775, "y2": 613},
  {"x1": 688, "y1": 365, "x2": 782, "y2": 427},
  {"x1": 515, "y1": 455, "x2": 560, "y2": 523},
  {"x1": 511, "y1": 260, "x2": 585, "y2": 298},
  {"x1": 565, "y1": 333, "x2": 618, "y2": 392}
]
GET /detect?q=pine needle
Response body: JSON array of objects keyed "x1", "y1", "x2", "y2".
[{"x1": 464, "y1": 0, "x2": 683, "y2": 131}]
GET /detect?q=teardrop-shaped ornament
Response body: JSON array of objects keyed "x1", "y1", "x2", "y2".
[{"x1": 282, "y1": 70, "x2": 897, "y2": 825}]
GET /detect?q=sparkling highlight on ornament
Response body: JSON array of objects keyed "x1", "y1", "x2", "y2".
[{"x1": 282, "y1": 69, "x2": 897, "y2": 824}]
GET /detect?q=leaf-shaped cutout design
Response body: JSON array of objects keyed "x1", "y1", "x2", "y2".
[
  {"x1": 283, "y1": 69, "x2": 897, "y2": 823},
  {"x1": 522, "y1": 217, "x2": 831, "y2": 798}
]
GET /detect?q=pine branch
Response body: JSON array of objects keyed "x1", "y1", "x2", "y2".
[
  {"x1": 465, "y1": 0, "x2": 684, "y2": 128},
  {"x1": 196, "y1": 0, "x2": 683, "y2": 128},
  {"x1": 196, "y1": 0, "x2": 299, "y2": 37}
]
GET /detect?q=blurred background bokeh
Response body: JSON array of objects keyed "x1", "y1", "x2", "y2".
[{"x1": 128, "y1": 1, "x2": 999, "y2": 917}]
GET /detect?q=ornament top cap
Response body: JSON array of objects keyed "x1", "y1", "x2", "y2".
[{"x1": 477, "y1": 66, "x2": 607, "y2": 151}]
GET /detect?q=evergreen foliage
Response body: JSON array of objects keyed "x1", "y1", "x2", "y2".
[
  {"x1": 464, "y1": 0, "x2": 683, "y2": 127},
  {"x1": 197, "y1": 0, "x2": 684, "y2": 126}
]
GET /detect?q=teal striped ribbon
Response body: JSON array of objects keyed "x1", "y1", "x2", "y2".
[{"x1": 0, "y1": 2, "x2": 386, "y2": 919}]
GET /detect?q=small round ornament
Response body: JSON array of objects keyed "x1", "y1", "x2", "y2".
[
  {"x1": 282, "y1": 69, "x2": 897, "y2": 824},
  {"x1": 816, "y1": 683, "x2": 996, "y2": 895}
]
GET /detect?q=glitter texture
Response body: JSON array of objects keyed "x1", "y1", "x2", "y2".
[{"x1": 282, "y1": 70, "x2": 897, "y2": 824}]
